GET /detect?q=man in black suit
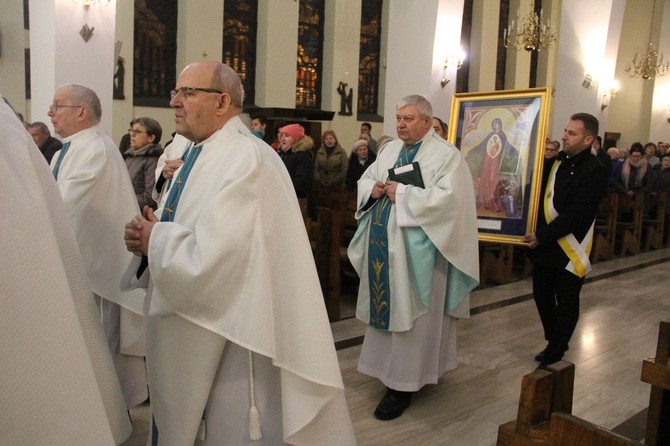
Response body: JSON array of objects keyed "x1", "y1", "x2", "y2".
[
  {"x1": 523, "y1": 113, "x2": 609, "y2": 368},
  {"x1": 27, "y1": 121, "x2": 62, "y2": 164}
]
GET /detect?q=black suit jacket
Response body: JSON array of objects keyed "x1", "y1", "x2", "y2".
[{"x1": 528, "y1": 149, "x2": 609, "y2": 270}]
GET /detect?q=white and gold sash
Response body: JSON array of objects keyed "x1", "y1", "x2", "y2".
[{"x1": 544, "y1": 161, "x2": 593, "y2": 278}]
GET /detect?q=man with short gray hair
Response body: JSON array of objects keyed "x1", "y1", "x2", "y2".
[
  {"x1": 48, "y1": 83, "x2": 147, "y2": 410},
  {"x1": 27, "y1": 121, "x2": 62, "y2": 164},
  {"x1": 349, "y1": 94, "x2": 479, "y2": 420},
  {"x1": 123, "y1": 61, "x2": 355, "y2": 445}
]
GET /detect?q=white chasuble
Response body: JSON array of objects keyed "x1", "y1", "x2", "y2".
[
  {"x1": 51, "y1": 125, "x2": 148, "y2": 408},
  {"x1": 123, "y1": 116, "x2": 356, "y2": 445},
  {"x1": 348, "y1": 131, "x2": 479, "y2": 390},
  {"x1": 348, "y1": 131, "x2": 479, "y2": 332},
  {"x1": 0, "y1": 99, "x2": 131, "y2": 445}
]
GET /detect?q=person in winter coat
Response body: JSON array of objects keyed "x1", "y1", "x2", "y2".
[
  {"x1": 124, "y1": 116, "x2": 163, "y2": 210},
  {"x1": 314, "y1": 129, "x2": 348, "y2": 188},
  {"x1": 277, "y1": 123, "x2": 314, "y2": 198},
  {"x1": 345, "y1": 138, "x2": 376, "y2": 191}
]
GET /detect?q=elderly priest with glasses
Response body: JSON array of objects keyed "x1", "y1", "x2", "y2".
[{"x1": 123, "y1": 61, "x2": 355, "y2": 445}]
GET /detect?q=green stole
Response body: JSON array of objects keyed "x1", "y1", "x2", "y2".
[
  {"x1": 161, "y1": 144, "x2": 202, "y2": 222},
  {"x1": 52, "y1": 141, "x2": 71, "y2": 180},
  {"x1": 367, "y1": 142, "x2": 425, "y2": 330}
]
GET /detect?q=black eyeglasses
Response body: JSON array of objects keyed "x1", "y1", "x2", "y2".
[
  {"x1": 170, "y1": 87, "x2": 223, "y2": 100},
  {"x1": 128, "y1": 129, "x2": 148, "y2": 135},
  {"x1": 48, "y1": 104, "x2": 83, "y2": 113}
]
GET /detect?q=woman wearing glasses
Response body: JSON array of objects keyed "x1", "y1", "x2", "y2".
[{"x1": 124, "y1": 117, "x2": 163, "y2": 210}]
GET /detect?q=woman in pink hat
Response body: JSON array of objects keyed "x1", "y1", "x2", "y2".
[{"x1": 278, "y1": 123, "x2": 315, "y2": 198}]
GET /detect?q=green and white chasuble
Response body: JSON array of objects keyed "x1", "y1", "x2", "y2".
[{"x1": 349, "y1": 131, "x2": 480, "y2": 333}]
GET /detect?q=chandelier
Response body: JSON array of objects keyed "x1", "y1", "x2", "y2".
[
  {"x1": 503, "y1": 1, "x2": 557, "y2": 52},
  {"x1": 625, "y1": 43, "x2": 669, "y2": 79},
  {"x1": 625, "y1": 1, "x2": 668, "y2": 79}
]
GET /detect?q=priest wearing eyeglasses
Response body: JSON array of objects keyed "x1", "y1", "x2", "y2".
[
  {"x1": 48, "y1": 84, "x2": 148, "y2": 411},
  {"x1": 123, "y1": 61, "x2": 355, "y2": 445}
]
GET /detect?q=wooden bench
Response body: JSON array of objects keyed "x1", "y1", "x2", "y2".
[
  {"x1": 547, "y1": 412, "x2": 638, "y2": 446},
  {"x1": 640, "y1": 320, "x2": 670, "y2": 445},
  {"x1": 591, "y1": 193, "x2": 618, "y2": 262},
  {"x1": 497, "y1": 361, "x2": 639, "y2": 445},
  {"x1": 480, "y1": 242, "x2": 514, "y2": 286},
  {"x1": 306, "y1": 208, "x2": 331, "y2": 291},
  {"x1": 615, "y1": 194, "x2": 644, "y2": 256},
  {"x1": 643, "y1": 192, "x2": 667, "y2": 251},
  {"x1": 329, "y1": 191, "x2": 363, "y2": 319},
  {"x1": 498, "y1": 320, "x2": 670, "y2": 446}
]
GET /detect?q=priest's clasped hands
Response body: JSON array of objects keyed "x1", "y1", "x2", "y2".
[
  {"x1": 371, "y1": 180, "x2": 399, "y2": 202},
  {"x1": 124, "y1": 205, "x2": 159, "y2": 257}
]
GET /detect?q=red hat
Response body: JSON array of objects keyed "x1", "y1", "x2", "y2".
[{"x1": 280, "y1": 123, "x2": 305, "y2": 141}]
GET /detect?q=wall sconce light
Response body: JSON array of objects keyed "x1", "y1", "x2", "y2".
[
  {"x1": 600, "y1": 80, "x2": 620, "y2": 110},
  {"x1": 582, "y1": 73, "x2": 593, "y2": 89},
  {"x1": 440, "y1": 56, "x2": 464, "y2": 88},
  {"x1": 72, "y1": 0, "x2": 110, "y2": 8},
  {"x1": 72, "y1": 0, "x2": 110, "y2": 43}
]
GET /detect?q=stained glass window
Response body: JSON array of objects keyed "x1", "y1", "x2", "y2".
[
  {"x1": 358, "y1": 0, "x2": 382, "y2": 115},
  {"x1": 296, "y1": 0, "x2": 324, "y2": 109},
  {"x1": 133, "y1": 0, "x2": 178, "y2": 107},
  {"x1": 457, "y1": 0, "x2": 473, "y2": 93},
  {"x1": 223, "y1": 0, "x2": 257, "y2": 105},
  {"x1": 497, "y1": 0, "x2": 509, "y2": 91}
]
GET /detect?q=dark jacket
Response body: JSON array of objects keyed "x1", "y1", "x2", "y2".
[
  {"x1": 594, "y1": 150, "x2": 612, "y2": 173},
  {"x1": 528, "y1": 149, "x2": 609, "y2": 270},
  {"x1": 40, "y1": 136, "x2": 63, "y2": 164},
  {"x1": 650, "y1": 167, "x2": 670, "y2": 214},
  {"x1": 614, "y1": 159, "x2": 651, "y2": 196},
  {"x1": 345, "y1": 152, "x2": 376, "y2": 190},
  {"x1": 314, "y1": 143, "x2": 348, "y2": 186},
  {"x1": 124, "y1": 143, "x2": 163, "y2": 210},
  {"x1": 278, "y1": 136, "x2": 315, "y2": 198}
]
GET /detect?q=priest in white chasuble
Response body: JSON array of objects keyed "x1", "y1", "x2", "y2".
[
  {"x1": 48, "y1": 84, "x2": 148, "y2": 409},
  {"x1": 348, "y1": 94, "x2": 480, "y2": 421},
  {"x1": 123, "y1": 61, "x2": 356, "y2": 445},
  {"x1": 0, "y1": 96, "x2": 131, "y2": 445}
]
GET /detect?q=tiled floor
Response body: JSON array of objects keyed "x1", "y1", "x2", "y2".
[{"x1": 123, "y1": 248, "x2": 670, "y2": 445}]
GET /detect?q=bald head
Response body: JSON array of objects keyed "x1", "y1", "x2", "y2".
[
  {"x1": 170, "y1": 61, "x2": 245, "y2": 143},
  {"x1": 48, "y1": 84, "x2": 101, "y2": 138}
]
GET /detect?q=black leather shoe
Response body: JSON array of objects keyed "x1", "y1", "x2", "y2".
[
  {"x1": 537, "y1": 354, "x2": 563, "y2": 369},
  {"x1": 373, "y1": 388, "x2": 412, "y2": 420},
  {"x1": 534, "y1": 348, "x2": 548, "y2": 362}
]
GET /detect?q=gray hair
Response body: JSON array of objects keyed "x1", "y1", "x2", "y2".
[
  {"x1": 396, "y1": 94, "x2": 433, "y2": 120},
  {"x1": 28, "y1": 121, "x2": 50, "y2": 136},
  {"x1": 65, "y1": 84, "x2": 102, "y2": 121},
  {"x1": 131, "y1": 116, "x2": 163, "y2": 143},
  {"x1": 212, "y1": 63, "x2": 244, "y2": 108}
]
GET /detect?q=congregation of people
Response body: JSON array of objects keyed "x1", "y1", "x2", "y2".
[{"x1": 6, "y1": 56, "x2": 670, "y2": 445}]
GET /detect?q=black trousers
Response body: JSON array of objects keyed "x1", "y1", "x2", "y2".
[{"x1": 531, "y1": 263, "x2": 584, "y2": 357}]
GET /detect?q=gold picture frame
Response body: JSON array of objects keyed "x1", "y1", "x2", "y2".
[{"x1": 448, "y1": 87, "x2": 552, "y2": 244}]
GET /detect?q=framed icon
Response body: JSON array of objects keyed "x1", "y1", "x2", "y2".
[{"x1": 448, "y1": 87, "x2": 552, "y2": 244}]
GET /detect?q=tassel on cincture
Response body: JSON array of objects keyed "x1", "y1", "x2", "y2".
[
  {"x1": 249, "y1": 404, "x2": 262, "y2": 440},
  {"x1": 248, "y1": 350, "x2": 263, "y2": 440}
]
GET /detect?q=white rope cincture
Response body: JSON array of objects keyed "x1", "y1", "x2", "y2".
[{"x1": 248, "y1": 350, "x2": 262, "y2": 440}]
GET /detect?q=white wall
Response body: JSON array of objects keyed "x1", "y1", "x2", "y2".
[
  {"x1": 650, "y1": 0, "x2": 670, "y2": 145},
  {"x1": 382, "y1": 1, "x2": 441, "y2": 137},
  {"x1": 431, "y1": 0, "x2": 465, "y2": 124},
  {"x1": 29, "y1": 0, "x2": 116, "y2": 135},
  {"x1": 607, "y1": 0, "x2": 655, "y2": 149},
  {"x1": 550, "y1": 0, "x2": 622, "y2": 141},
  {"x1": 0, "y1": 0, "x2": 28, "y2": 118}
]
